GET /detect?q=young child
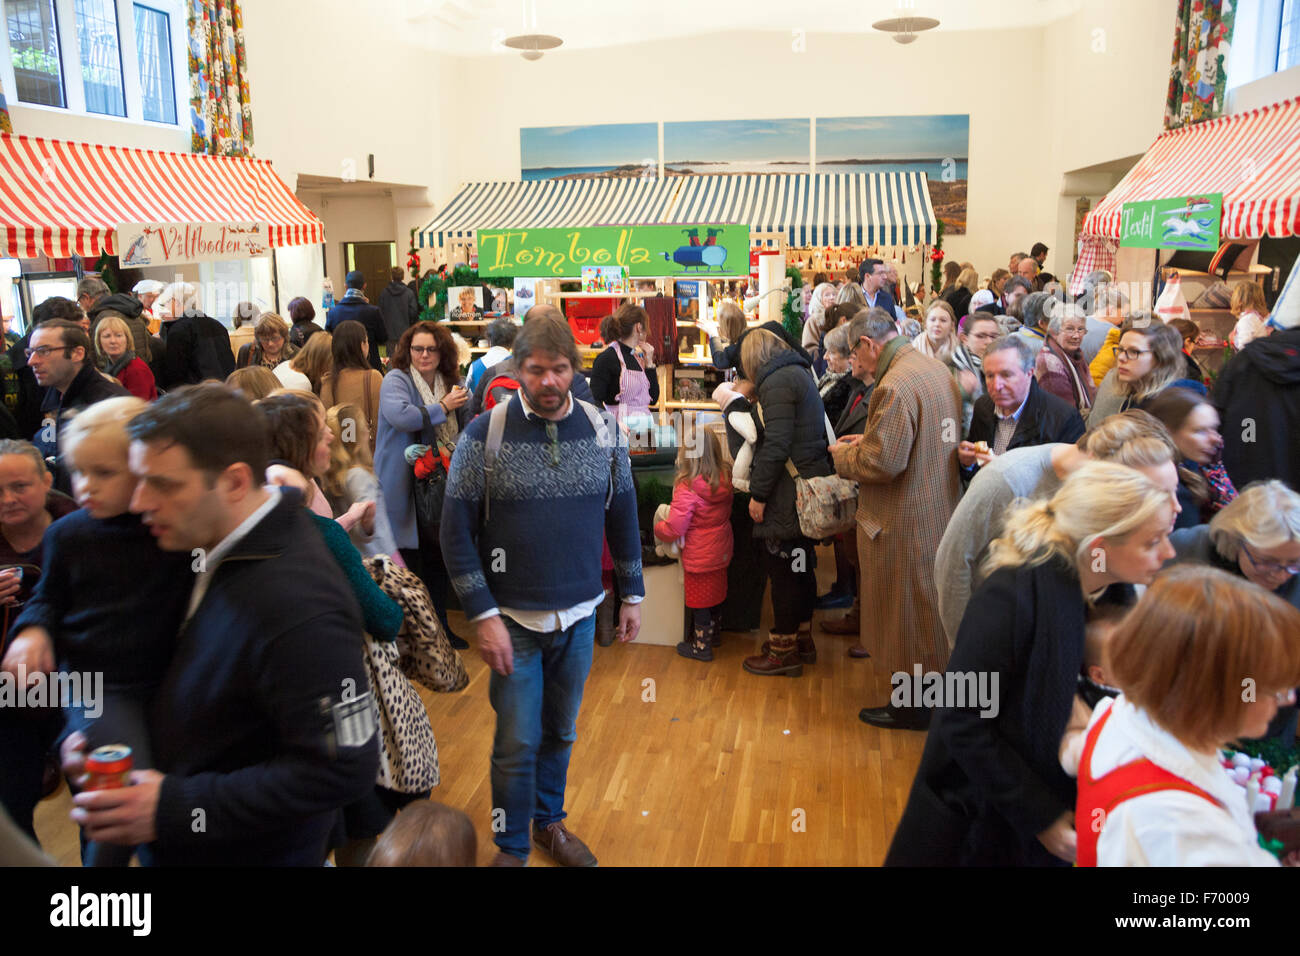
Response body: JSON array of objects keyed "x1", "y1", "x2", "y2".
[
  {"x1": 653, "y1": 422, "x2": 733, "y2": 662},
  {"x1": 1228, "y1": 281, "x2": 1270, "y2": 350},
  {"x1": 1, "y1": 397, "x2": 194, "y2": 866},
  {"x1": 367, "y1": 801, "x2": 477, "y2": 867},
  {"x1": 1060, "y1": 600, "x2": 1131, "y2": 776},
  {"x1": 323, "y1": 402, "x2": 401, "y2": 559}
]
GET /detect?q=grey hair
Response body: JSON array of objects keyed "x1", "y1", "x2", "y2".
[
  {"x1": 156, "y1": 282, "x2": 200, "y2": 317},
  {"x1": 900, "y1": 318, "x2": 922, "y2": 339},
  {"x1": 847, "y1": 306, "x2": 898, "y2": 346},
  {"x1": 77, "y1": 277, "x2": 109, "y2": 300},
  {"x1": 836, "y1": 283, "x2": 867, "y2": 309},
  {"x1": 823, "y1": 323, "x2": 852, "y2": 356},
  {"x1": 0, "y1": 439, "x2": 49, "y2": 476},
  {"x1": 1208, "y1": 480, "x2": 1300, "y2": 561},
  {"x1": 485, "y1": 317, "x2": 519, "y2": 348},
  {"x1": 1046, "y1": 300, "x2": 1087, "y2": 336},
  {"x1": 1020, "y1": 292, "x2": 1054, "y2": 330},
  {"x1": 984, "y1": 334, "x2": 1036, "y2": 373}
]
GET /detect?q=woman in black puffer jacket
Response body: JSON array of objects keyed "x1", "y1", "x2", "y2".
[{"x1": 738, "y1": 329, "x2": 834, "y2": 677}]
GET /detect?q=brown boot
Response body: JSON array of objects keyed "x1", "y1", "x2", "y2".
[
  {"x1": 594, "y1": 592, "x2": 616, "y2": 646},
  {"x1": 743, "y1": 634, "x2": 803, "y2": 677},
  {"x1": 760, "y1": 631, "x2": 817, "y2": 663}
]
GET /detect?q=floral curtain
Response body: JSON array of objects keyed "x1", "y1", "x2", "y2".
[
  {"x1": 0, "y1": 76, "x2": 12, "y2": 134},
  {"x1": 1164, "y1": 0, "x2": 1235, "y2": 130},
  {"x1": 188, "y1": 0, "x2": 253, "y2": 156}
]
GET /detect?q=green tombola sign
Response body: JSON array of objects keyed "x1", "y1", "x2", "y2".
[
  {"x1": 1119, "y1": 193, "x2": 1222, "y2": 252},
  {"x1": 476, "y1": 224, "x2": 751, "y2": 277}
]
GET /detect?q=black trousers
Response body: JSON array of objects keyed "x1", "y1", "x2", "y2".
[
  {"x1": 400, "y1": 522, "x2": 456, "y2": 637},
  {"x1": 760, "y1": 535, "x2": 817, "y2": 634},
  {"x1": 0, "y1": 707, "x2": 61, "y2": 843}
]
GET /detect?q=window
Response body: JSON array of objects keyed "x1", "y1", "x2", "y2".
[
  {"x1": 133, "y1": 3, "x2": 174, "y2": 124},
  {"x1": 74, "y1": 0, "x2": 125, "y2": 116},
  {"x1": 7, "y1": 0, "x2": 65, "y2": 108},
  {"x1": 1281, "y1": 0, "x2": 1300, "y2": 71}
]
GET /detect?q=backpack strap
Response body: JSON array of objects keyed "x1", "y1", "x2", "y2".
[
  {"x1": 482, "y1": 400, "x2": 511, "y2": 522},
  {"x1": 575, "y1": 398, "x2": 617, "y2": 510},
  {"x1": 754, "y1": 402, "x2": 801, "y2": 480}
]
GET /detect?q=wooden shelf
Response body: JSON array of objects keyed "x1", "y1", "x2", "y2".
[
  {"x1": 663, "y1": 400, "x2": 717, "y2": 410},
  {"x1": 676, "y1": 356, "x2": 714, "y2": 367}
]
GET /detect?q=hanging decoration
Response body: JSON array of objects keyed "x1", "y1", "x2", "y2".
[
  {"x1": 1164, "y1": 0, "x2": 1234, "y2": 130},
  {"x1": 188, "y1": 0, "x2": 254, "y2": 156},
  {"x1": 928, "y1": 219, "x2": 946, "y2": 297},
  {"x1": 406, "y1": 227, "x2": 421, "y2": 279},
  {"x1": 782, "y1": 264, "x2": 804, "y2": 342}
]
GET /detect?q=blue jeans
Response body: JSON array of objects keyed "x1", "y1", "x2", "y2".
[{"x1": 489, "y1": 612, "x2": 596, "y2": 859}]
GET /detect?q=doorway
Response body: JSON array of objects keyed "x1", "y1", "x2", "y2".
[{"x1": 344, "y1": 241, "x2": 397, "y2": 302}]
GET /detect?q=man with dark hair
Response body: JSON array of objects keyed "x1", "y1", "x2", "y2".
[
  {"x1": 859, "y1": 259, "x2": 901, "y2": 323},
  {"x1": 325, "y1": 271, "x2": 385, "y2": 371},
  {"x1": 1031, "y1": 242, "x2": 1049, "y2": 268},
  {"x1": 467, "y1": 304, "x2": 595, "y2": 418},
  {"x1": 378, "y1": 266, "x2": 419, "y2": 353},
  {"x1": 5, "y1": 297, "x2": 84, "y2": 441},
  {"x1": 28, "y1": 319, "x2": 129, "y2": 491},
  {"x1": 69, "y1": 384, "x2": 378, "y2": 865},
  {"x1": 978, "y1": 275, "x2": 1033, "y2": 316},
  {"x1": 441, "y1": 317, "x2": 643, "y2": 867}
]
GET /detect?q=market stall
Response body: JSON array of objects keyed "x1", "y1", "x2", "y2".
[{"x1": 0, "y1": 132, "x2": 325, "y2": 327}]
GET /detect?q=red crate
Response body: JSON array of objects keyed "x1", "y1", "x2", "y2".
[{"x1": 565, "y1": 297, "x2": 620, "y2": 345}]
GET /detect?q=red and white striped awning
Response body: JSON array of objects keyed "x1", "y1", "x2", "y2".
[
  {"x1": 0, "y1": 133, "x2": 324, "y2": 258},
  {"x1": 1083, "y1": 96, "x2": 1300, "y2": 241}
]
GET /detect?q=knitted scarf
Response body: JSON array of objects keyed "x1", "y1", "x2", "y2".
[
  {"x1": 409, "y1": 369, "x2": 459, "y2": 444},
  {"x1": 103, "y1": 351, "x2": 135, "y2": 378}
]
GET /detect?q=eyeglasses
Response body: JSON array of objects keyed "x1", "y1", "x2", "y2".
[
  {"x1": 1112, "y1": 346, "x2": 1152, "y2": 362},
  {"x1": 410, "y1": 346, "x2": 439, "y2": 355},
  {"x1": 24, "y1": 345, "x2": 72, "y2": 360},
  {"x1": 1241, "y1": 541, "x2": 1300, "y2": 576},
  {"x1": 256, "y1": 332, "x2": 283, "y2": 342}
]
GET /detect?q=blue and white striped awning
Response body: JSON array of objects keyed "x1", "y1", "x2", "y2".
[
  {"x1": 419, "y1": 177, "x2": 676, "y2": 247},
  {"x1": 418, "y1": 172, "x2": 935, "y2": 247}
]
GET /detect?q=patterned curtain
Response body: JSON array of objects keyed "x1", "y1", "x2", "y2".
[
  {"x1": 188, "y1": 0, "x2": 253, "y2": 156},
  {"x1": 0, "y1": 75, "x2": 12, "y2": 134},
  {"x1": 1164, "y1": 0, "x2": 1235, "y2": 130}
]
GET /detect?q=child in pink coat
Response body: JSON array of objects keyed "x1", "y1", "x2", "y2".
[{"x1": 654, "y1": 423, "x2": 734, "y2": 662}]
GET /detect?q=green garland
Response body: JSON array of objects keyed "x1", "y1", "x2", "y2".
[
  {"x1": 928, "y1": 219, "x2": 946, "y2": 297},
  {"x1": 93, "y1": 252, "x2": 118, "y2": 294},
  {"x1": 781, "y1": 264, "x2": 804, "y2": 343},
  {"x1": 419, "y1": 265, "x2": 494, "y2": 322}
]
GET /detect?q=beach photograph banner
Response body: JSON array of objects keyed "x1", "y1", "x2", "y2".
[
  {"x1": 663, "y1": 118, "x2": 810, "y2": 176},
  {"x1": 521, "y1": 123, "x2": 659, "y2": 180},
  {"x1": 815, "y1": 114, "x2": 969, "y2": 233}
]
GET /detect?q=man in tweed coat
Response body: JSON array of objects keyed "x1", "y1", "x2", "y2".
[{"x1": 831, "y1": 308, "x2": 963, "y2": 731}]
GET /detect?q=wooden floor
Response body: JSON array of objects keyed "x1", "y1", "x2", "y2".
[{"x1": 35, "y1": 550, "x2": 927, "y2": 866}]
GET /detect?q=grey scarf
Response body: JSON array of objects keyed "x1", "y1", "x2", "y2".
[{"x1": 103, "y1": 351, "x2": 136, "y2": 378}]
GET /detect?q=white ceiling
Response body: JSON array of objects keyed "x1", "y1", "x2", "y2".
[{"x1": 398, "y1": 0, "x2": 1084, "y2": 55}]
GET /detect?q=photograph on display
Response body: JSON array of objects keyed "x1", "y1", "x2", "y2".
[
  {"x1": 663, "y1": 118, "x2": 810, "y2": 176},
  {"x1": 447, "y1": 286, "x2": 484, "y2": 321},
  {"x1": 815, "y1": 114, "x2": 970, "y2": 233},
  {"x1": 513, "y1": 277, "x2": 536, "y2": 316},
  {"x1": 521, "y1": 123, "x2": 658, "y2": 180},
  {"x1": 489, "y1": 287, "x2": 510, "y2": 314}
]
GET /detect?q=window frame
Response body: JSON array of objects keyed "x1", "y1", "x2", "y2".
[{"x1": 0, "y1": 0, "x2": 187, "y2": 129}]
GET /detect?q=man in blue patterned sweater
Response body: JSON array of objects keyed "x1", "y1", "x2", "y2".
[{"x1": 440, "y1": 315, "x2": 644, "y2": 867}]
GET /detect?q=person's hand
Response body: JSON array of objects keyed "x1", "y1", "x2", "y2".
[
  {"x1": 71, "y1": 769, "x2": 163, "y2": 846},
  {"x1": 475, "y1": 614, "x2": 514, "y2": 676},
  {"x1": 266, "y1": 463, "x2": 310, "y2": 495},
  {"x1": 732, "y1": 379, "x2": 756, "y2": 401},
  {"x1": 957, "y1": 441, "x2": 978, "y2": 468},
  {"x1": 442, "y1": 386, "x2": 470, "y2": 412},
  {"x1": 0, "y1": 567, "x2": 22, "y2": 606},
  {"x1": 957, "y1": 369, "x2": 979, "y2": 398},
  {"x1": 616, "y1": 602, "x2": 642, "y2": 643},
  {"x1": 640, "y1": 341, "x2": 655, "y2": 368},
  {"x1": 697, "y1": 318, "x2": 719, "y2": 339},
  {"x1": 1, "y1": 627, "x2": 54, "y2": 678},
  {"x1": 61, "y1": 731, "x2": 88, "y2": 785},
  {"x1": 1036, "y1": 811, "x2": 1077, "y2": 863},
  {"x1": 749, "y1": 499, "x2": 766, "y2": 523},
  {"x1": 834, "y1": 433, "x2": 862, "y2": 448},
  {"x1": 339, "y1": 500, "x2": 376, "y2": 535}
]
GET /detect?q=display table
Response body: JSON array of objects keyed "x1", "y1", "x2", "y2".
[{"x1": 630, "y1": 562, "x2": 685, "y2": 646}]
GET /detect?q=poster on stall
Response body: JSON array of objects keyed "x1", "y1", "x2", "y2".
[
  {"x1": 513, "y1": 278, "x2": 536, "y2": 316},
  {"x1": 675, "y1": 279, "x2": 700, "y2": 321},
  {"x1": 581, "y1": 266, "x2": 626, "y2": 293},
  {"x1": 1119, "y1": 193, "x2": 1222, "y2": 251},
  {"x1": 477, "y1": 224, "x2": 750, "y2": 278},
  {"x1": 117, "y1": 221, "x2": 270, "y2": 267}
]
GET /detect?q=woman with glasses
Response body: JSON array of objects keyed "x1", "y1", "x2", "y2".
[
  {"x1": 1167, "y1": 480, "x2": 1300, "y2": 739},
  {"x1": 235, "y1": 312, "x2": 296, "y2": 372},
  {"x1": 1072, "y1": 567, "x2": 1300, "y2": 867},
  {"x1": 1034, "y1": 304, "x2": 1095, "y2": 415},
  {"x1": 376, "y1": 321, "x2": 470, "y2": 648},
  {"x1": 1086, "y1": 319, "x2": 1190, "y2": 428},
  {"x1": 1144, "y1": 387, "x2": 1237, "y2": 529}
]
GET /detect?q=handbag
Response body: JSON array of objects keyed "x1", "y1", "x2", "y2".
[
  {"x1": 756, "y1": 404, "x2": 859, "y2": 540},
  {"x1": 364, "y1": 554, "x2": 469, "y2": 694},
  {"x1": 360, "y1": 631, "x2": 440, "y2": 793},
  {"x1": 412, "y1": 406, "x2": 452, "y2": 538}
]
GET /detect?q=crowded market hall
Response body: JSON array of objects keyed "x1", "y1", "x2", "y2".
[{"x1": 1, "y1": 0, "x2": 1299, "y2": 902}]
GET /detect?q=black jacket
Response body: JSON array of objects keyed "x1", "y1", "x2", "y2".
[
  {"x1": 588, "y1": 341, "x2": 658, "y2": 408},
  {"x1": 148, "y1": 491, "x2": 378, "y2": 865},
  {"x1": 967, "y1": 378, "x2": 1085, "y2": 473},
  {"x1": 1215, "y1": 328, "x2": 1300, "y2": 491},
  {"x1": 289, "y1": 319, "x2": 323, "y2": 350},
  {"x1": 713, "y1": 320, "x2": 812, "y2": 377},
  {"x1": 886, "y1": 559, "x2": 1134, "y2": 866},
  {"x1": 325, "y1": 296, "x2": 385, "y2": 371},
  {"x1": 6, "y1": 332, "x2": 47, "y2": 439},
  {"x1": 39, "y1": 363, "x2": 130, "y2": 492},
  {"x1": 833, "y1": 377, "x2": 874, "y2": 437},
  {"x1": 747, "y1": 349, "x2": 834, "y2": 540},
  {"x1": 941, "y1": 286, "x2": 972, "y2": 320},
  {"x1": 159, "y1": 313, "x2": 235, "y2": 388},
  {"x1": 377, "y1": 281, "x2": 418, "y2": 346}
]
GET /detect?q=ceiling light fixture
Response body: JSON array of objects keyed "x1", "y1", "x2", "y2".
[
  {"x1": 502, "y1": 33, "x2": 562, "y2": 61},
  {"x1": 871, "y1": 15, "x2": 940, "y2": 45}
]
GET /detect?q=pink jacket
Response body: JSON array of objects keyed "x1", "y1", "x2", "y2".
[{"x1": 654, "y1": 475, "x2": 734, "y2": 573}]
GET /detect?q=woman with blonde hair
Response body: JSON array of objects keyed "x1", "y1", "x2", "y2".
[
  {"x1": 1075, "y1": 567, "x2": 1300, "y2": 866},
  {"x1": 94, "y1": 313, "x2": 156, "y2": 401},
  {"x1": 800, "y1": 282, "x2": 839, "y2": 356},
  {"x1": 236, "y1": 312, "x2": 296, "y2": 371},
  {"x1": 323, "y1": 402, "x2": 399, "y2": 559},
  {"x1": 321, "y1": 319, "x2": 384, "y2": 454},
  {"x1": 1229, "y1": 281, "x2": 1270, "y2": 349},
  {"x1": 225, "y1": 366, "x2": 280, "y2": 401},
  {"x1": 282, "y1": 329, "x2": 332, "y2": 394},
  {"x1": 940, "y1": 266, "x2": 980, "y2": 320},
  {"x1": 888, "y1": 461, "x2": 1176, "y2": 867},
  {"x1": 1087, "y1": 320, "x2": 1190, "y2": 426},
  {"x1": 912, "y1": 301, "x2": 960, "y2": 363}
]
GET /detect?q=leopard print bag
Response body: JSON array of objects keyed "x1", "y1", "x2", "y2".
[
  {"x1": 364, "y1": 555, "x2": 470, "y2": 694},
  {"x1": 360, "y1": 633, "x2": 440, "y2": 793}
]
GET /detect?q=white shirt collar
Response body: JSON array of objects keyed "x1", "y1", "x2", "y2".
[{"x1": 518, "y1": 390, "x2": 574, "y2": 422}]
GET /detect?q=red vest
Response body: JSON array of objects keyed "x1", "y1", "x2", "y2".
[{"x1": 1075, "y1": 705, "x2": 1221, "y2": 867}]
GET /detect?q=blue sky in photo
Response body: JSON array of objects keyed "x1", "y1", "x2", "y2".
[
  {"x1": 520, "y1": 123, "x2": 658, "y2": 169},
  {"x1": 816, "y1": 114, "x2": 969, "y2": 160},
  {"x1": 663, "y1": 118, "x2": 810, "y2": 163}
]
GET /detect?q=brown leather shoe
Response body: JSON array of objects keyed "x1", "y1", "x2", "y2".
[
  {"x1": 743, "y1": 634, "x2": 803, "y2": 677},
  {"x1": 532, "y1": 821, "x2": 598, "y2": 867},
  {"x1": 489, "y1": 851, "x2": 527, "y2": 867},
  {"x1": 760, "y1": 631, "x2": 816, "y2": 663},
  {"x1": 821, "y1": 613, "x2": 860, "y2": 635}
]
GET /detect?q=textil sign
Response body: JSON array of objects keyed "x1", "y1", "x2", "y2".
[
  {"x1": 116, "y1": 221, "x2": 270, "y2": 267},
  {"x1": 1119, "y1": 194, "x2": 1222, "y2": 251},
  {"x1": 476, "y1": 224, "x2": 751, "y2": 277}
]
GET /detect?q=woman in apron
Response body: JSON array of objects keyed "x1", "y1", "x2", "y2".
[{"x1": 590, "y1": 303, "x2": 657, "y2": 439}]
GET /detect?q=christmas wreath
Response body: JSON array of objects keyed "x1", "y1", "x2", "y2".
[{"x1": 419, "y1": 264, "x2": 494, "y2": 322}]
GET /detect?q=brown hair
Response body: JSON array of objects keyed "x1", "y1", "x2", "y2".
[
  {"x1": 1106, "y1": 566, "x2": 1300, "y2": 751},
  {"x1": 1229, "y1": 281, "x2": 1267, "y2": 318},
  {"x1": 988, "y1": 268, "x2": 1010, "y2": 291},
  {"x1": 512, "y1": 314, "x2": 580, "y2": 369},
  {"x1": 717, "y1": 300, "x2": 746, "y2": 344},
  {"x1": 256, "y1": 393, "x2": 324, "y2": 479},
  {"x1": 1116, "y1": 319, "x2": 1186, "y2": 402},
  {"x1": 1142, "y1": 387, "x2": 1215, "y2": 502},
  {"x1": 127, "y1": 383, "x2": 269, "y2": 483},
  {"x1": 330, "y1": 319, "x2": 371, "y2": 373},
  {"x1": 391, "y1": 321, "x2": 459, "y2": 382},
  {"x1": 290, "y1": 331, "x2": 334, "y2": 394},
  {"x1": 674, "y1": 419, "x2": 730, "y2": 494},
  {"x1": 739, "y1": 328, "x2": 789, "y2": 382},
  {"x1": 390, "y1": 266, "x2": 405, "y2": 283},
  {"x1": 1168, "y1": 317, "x2": 1199, "y2": 343},
  {"x1": 613, "y1": 303, "x2": 649, "y2": 340},
  {"x1": 367, "y1": 802, "x2": 478, "y2": 867},
  {"x1": 286, "y1": 296, "x2": 315, "y2": 325},
  {"x1": 225, "y1": 366, "x2": 281, "y2": 401},
  {"x1": 598, "y1": 314, "x2": 619, "y2": 346},
  {"x1": 36, "y1": 318, "x2": 92, "y2": 366}
]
